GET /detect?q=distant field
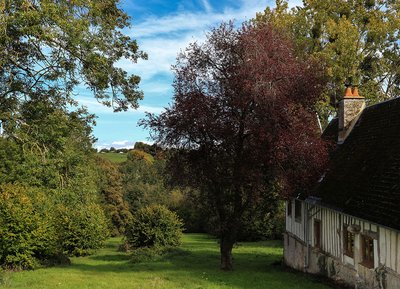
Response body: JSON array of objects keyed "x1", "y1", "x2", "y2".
[
  {"x1": 4, "y1": 234, "x2": 334, "y2": 289},
  {"x1": 97, "y1": 152, "x2": 127, "y2": 163}
]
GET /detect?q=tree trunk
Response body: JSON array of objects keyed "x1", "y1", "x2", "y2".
[{"x1": 220, "y1": 235, "x2": 235, "y2": 270}]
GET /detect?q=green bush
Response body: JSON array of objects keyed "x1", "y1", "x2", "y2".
[
  {"x1": 125, "y1": 204, "x2": 183, "y2": 248},
  {"x1": 55, "y1": 203, "x2": 109, "y2": 256},
  {"x1": 0, "y1": 184, "x2": 55, "y2": 269}
]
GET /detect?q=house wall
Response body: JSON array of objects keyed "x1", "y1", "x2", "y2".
[{"x1": 285, "y1": 200, "x2": 400, "y2": 289}]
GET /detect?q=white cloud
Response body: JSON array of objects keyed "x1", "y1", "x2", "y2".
[
  {"x1": 96, "y1": 140, "x2": 134, "y2": 150},
  {"x1": 95, "y1": 139, "x2": 154, "y2": 150},
  {"x1": 117, "y1": 0, "x2": 276, "y2": 94},
  {"x1": 88, "y1": 0, "x2": 305, "y2": 146},
  {"x1": 200, "y1": 0, "x2": 213, "y2": 13},
  {"x1": 76, "y1": 96, "x2": 165, "y2": 115},
  {"x1": 111, "y1": 140, "x2": 131, "y2": 146}
]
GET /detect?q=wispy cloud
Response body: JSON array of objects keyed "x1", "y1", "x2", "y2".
[
  {"x1": 96, "y1": 140, "x2": 134, "y2": 150},
  {"x1": 111, "y1": 140, "x2": 132, "y2": 146},
  {"x1": 77, "y1": 96, "x2": 165, "y2": 115},
  {"x1": 120, "y1": 0, "x2": 274, "y2": 84},
  {"x1": 200, "y1": 0, "x2": 213, "y2": 13},
  {"x1": 83, "y1": 0, "x2": 305, "y2": 148}
]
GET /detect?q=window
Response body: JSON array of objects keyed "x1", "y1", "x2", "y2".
[
  {"x1": 343, "y1": 225, "x2": 355, "y2": 258},
  {"x1": 361, "y1": 235, "x2": 374, "y2": 268},
  {"x1": 287, "y1": 201, "x2": 292, "y2": 217},
  {"x1": 314, "y1": 219, "x2": 321, "y2": 249},
  {"x1": 294, "y1": 200, "x2": 302, "y2": 222}
]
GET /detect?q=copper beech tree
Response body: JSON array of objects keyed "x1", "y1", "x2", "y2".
[{"x1": 142, "y1": 22, "x2": 329, "y2": 270}]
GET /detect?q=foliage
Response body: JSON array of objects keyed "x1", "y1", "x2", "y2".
[
  {"x1": 0, "y1": 0, "x2": 146, "y2": 132},
  {"x1": 54, "y1": 202, "x2": 109, "y2": 257},
  {"x1": 168, "y1": 188, "x2": 210, "y2": 233},
  {"x1": 238, "y1": 201, "x2": 285, "y2": 241},
  {"x1": 125, "y1": 205, "x2": 183, "y2": 249},
  {"x1": 0, "y1": 184, "x2": 56, "y2": 270},
  {"x1": 0, "y1": 0, "x2": 145, "y2": 270},
  {"x1": 142, "y1": 22, "x2": 328, "y2": 270},
  {"x1": 0, "y1": 104, "x2": 112, "y2": 267},
  {"x1": 96, "y1": 157, "x2": 132, "y2": 236},
  {"x1": 120, "y1": 150, "x2": 170, "y2": 210},
  {"x1": 255, "y1": 0, "x2": 400, "y2": 126},
  {"x1": 133, "y1": 142, "x2": 163, "y2": 157}
]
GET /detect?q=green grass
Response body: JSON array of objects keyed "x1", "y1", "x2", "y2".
[
  {"x1": 4, "y1": 234, "x2": 334, "y2": 289},
  {"x1": 97, "y1": 152, "x2": 127, "y2": 163}
]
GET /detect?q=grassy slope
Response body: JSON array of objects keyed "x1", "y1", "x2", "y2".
[
  {"x1": 97, "y1": 152, "x2": 127, "y2": 163},
  {"x1": 4, "y1": 234, "x2": 333, "y2": 289}
]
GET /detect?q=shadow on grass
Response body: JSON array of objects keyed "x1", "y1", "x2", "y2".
[
  {"x1": 89, "y1": 253, "x2": 131, "y2": 262},
  {"x1": 64, "y1": 236, "x2": 334, "y2": 289}
]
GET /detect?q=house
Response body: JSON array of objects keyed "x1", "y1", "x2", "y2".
[{"x1": 284, "y1": 86, "x2": 400, "y2": 289}]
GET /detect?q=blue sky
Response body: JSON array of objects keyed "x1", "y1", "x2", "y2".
[{"x1": 78, "y1": 0, "x2": 301, "y2": 150}]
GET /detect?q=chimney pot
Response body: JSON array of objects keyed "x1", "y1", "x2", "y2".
[
  {"x1": 352, "y1": 86, "x2": 360, "y2": 97},
  {"x1": 344, "y1": 86, "x2": 353, "y2": 98},
  {"x1": 338, "y1": 85, "x2": 365, "y2": 143}
]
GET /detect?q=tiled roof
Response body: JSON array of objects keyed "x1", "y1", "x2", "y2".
[{"x1": 314, "y1": 97, "x2": 400, "y2": 230}]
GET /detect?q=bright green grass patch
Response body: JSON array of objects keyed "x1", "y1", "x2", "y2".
[
  {"x1": 5, "y1": 234, "x2": 333, "y2": 289},
  {"x1": 97, "y1": 152, "x2": 127, "y2": 163}
]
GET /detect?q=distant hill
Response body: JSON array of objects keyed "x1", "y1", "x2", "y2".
[{"x1": 97, "y1": 152, "x2": 127, "y2": 163}]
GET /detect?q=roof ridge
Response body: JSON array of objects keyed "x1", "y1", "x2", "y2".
[{"x1": 363, "y1": 96, "x2": 400, "y2": 112}]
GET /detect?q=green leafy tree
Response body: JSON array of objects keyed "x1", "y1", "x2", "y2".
[
  {"x1": 120, "y1": 150, "x2": 170, "y2": 210},
  {"x1": 256, "y1": 0, "x2": 400, "y2": 126},
  {"x1": 96, "y1": 157, "x2": 132, "y2": 236},
  {"x1": 0, "y1": 184, "x2": 56, "y2": 269},
  {"x1": 54, "y1": 202, "x2": 109, "y2": 256},
  {"x1": 0, "y1": 0, "x2": 146, "y2": 131}
]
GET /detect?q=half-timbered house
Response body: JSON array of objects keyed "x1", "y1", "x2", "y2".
[{"x1": 284, "y1": 87, "x2": 400, "y2": 289}]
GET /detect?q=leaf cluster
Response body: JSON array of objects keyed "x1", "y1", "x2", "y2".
[
  {"x1": 0, "y1": 0, "x2": 146, "y2": 129},
  {"x1": 125, "y1": 204, "x2": 183, "y2": 249},
  {"x1": 255, "y1": 0, "x2": 400, "y2": 125}
]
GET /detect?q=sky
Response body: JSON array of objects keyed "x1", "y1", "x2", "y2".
[{"x1": 78, "y1": 0, "x2": 301, "y2": 150}]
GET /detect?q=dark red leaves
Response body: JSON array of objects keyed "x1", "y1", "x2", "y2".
[{"x1": 142, "y1": 22, "x2": 328, "y2": 204}]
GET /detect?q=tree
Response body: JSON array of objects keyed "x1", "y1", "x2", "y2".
[
  {"x1": 142, "y1": 22, "x2": 328, "y2": 270},
  {"x1": 96, "y1": 157, "x2": 132, "y2": 236},
  {"x1": 0, "y1": 0, "x2": 146, "y2": 132},
  {"x1": 255, "y1": 0, "x2": 400, "y2": 126},
  {"x1": 120, "y1": 149, "x2": 170, "y2": 210}
]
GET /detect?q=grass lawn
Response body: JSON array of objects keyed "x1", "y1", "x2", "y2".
[
  {"x1": 97, "y1": 152, "x2": 127, "y2": 163},
  {"x1": 3, "y1": 234, "x2": 334, "y2": 289}
]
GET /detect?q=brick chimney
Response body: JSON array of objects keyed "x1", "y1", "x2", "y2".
[{"x1": 338, "y1": 86, "x2": 365, "y2": 143}]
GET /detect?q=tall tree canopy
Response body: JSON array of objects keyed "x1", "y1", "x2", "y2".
[
  {"x1": 255, "y1": 0, "x2": 400, "y2": 126},
  {"x1": 0, "y1": 0, "x2": 145, "y2": 268},
  {"x1": 143, "y1": 22, "x2": 328, "y2": 270},
  {"x1": 0, "y1": 0, "x2": 146, "y2": 131}
]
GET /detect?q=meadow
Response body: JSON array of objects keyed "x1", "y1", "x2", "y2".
[
  {"x1": 2, "y1": 234, "x2": 334, "y2": 289},
  {"x1": 97, "y1": 152, "x2": 128, "y2": 163}
]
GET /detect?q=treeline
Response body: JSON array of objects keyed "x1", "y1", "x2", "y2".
[
  {"x1": 98, "y1": 142, "x2": 160, "y2": 156},
  {"x1": 0, "y1": 106, "x2": 284, "y2": 270},
  {"x1": 0, "y1": 103, "x2": 110, "y2": 269},
  {"x1": 104, "y1": 143, "x2": 285, "y2": 242}
]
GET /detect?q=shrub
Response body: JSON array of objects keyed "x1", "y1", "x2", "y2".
[
  {"x1": 125, "y1": 204, "x2": 183, "y2": 248},
  {"x1": 54, "y1": 202, "x2": 109, "y2": 256},
  {"x1": 0, "y1": 184, "x2": 55, "y2": 269}
]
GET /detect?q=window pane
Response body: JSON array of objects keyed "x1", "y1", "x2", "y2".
[{"x1": 295, "y1": 200, "x2": 302, "y2": 222}]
